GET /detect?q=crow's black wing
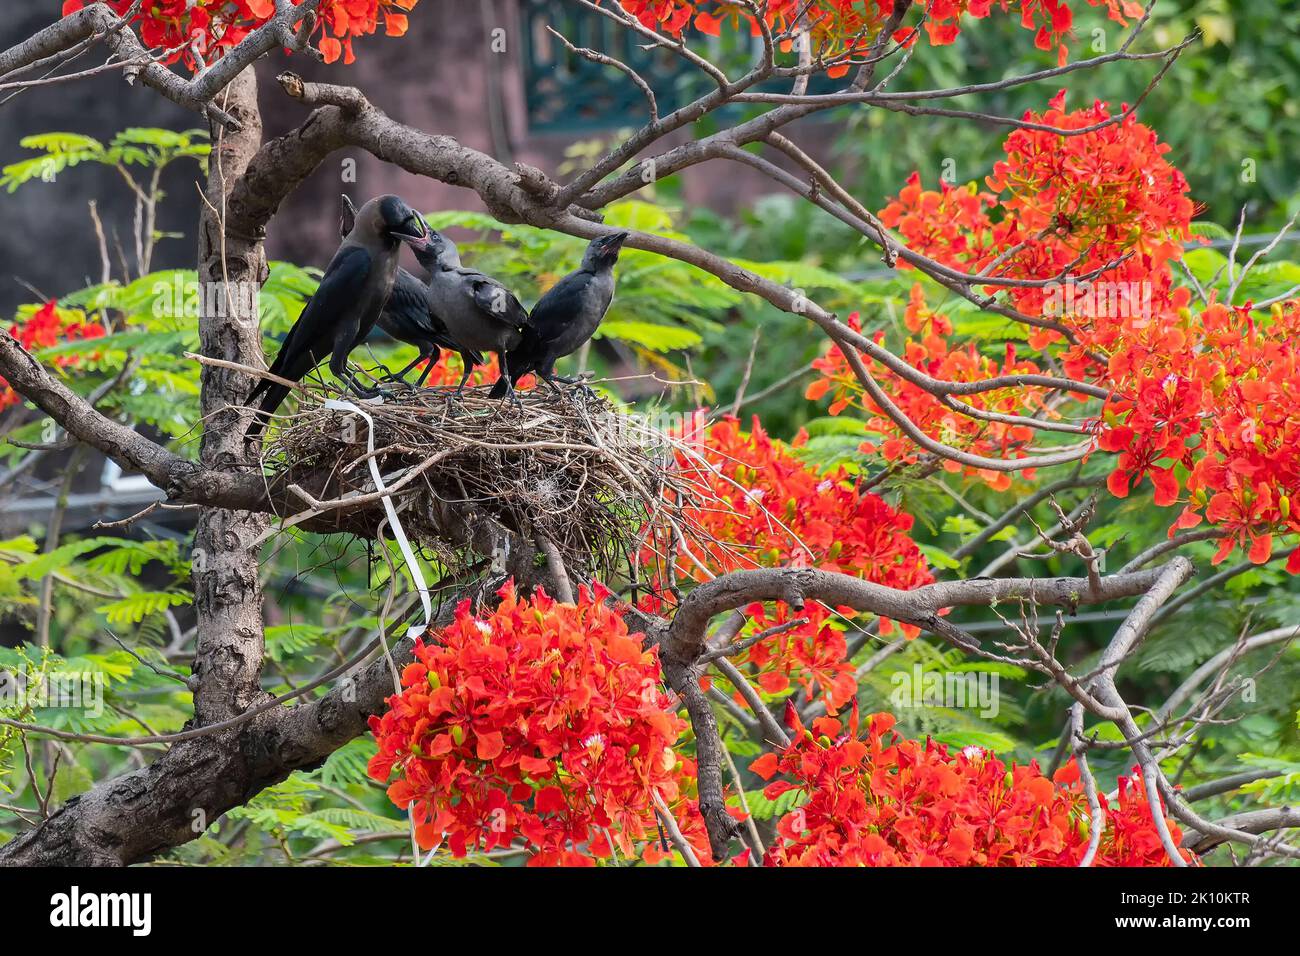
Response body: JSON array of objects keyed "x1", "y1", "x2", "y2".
[
  {"x1": 382, "y1": 267, "x2": 488, "y2": 367},
  {"x1": 378, "y1": 267, "x2": 436, "y2": 344},
  {"x1": 494, "y1": 272, "x2": 592, "y2": 394},
  {"x1": 456, "y1": 269, "x2": 527, "y2": 332},
  {"x1": 431, "y1": 327, "x2": 484, "y2": 366},
  {"x1": 245, "y1": 245, "x2": 376, "y2": 442},
  {"x1": 250, "y1": 244, "x2": 371, "y2": 404},
  {"x1": 524, "y1": 270, "x2": 594, "y2": 343}
]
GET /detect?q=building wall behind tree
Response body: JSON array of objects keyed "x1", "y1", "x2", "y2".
[{"x1": 0, "y1": 2, "x2": 787, "y2": 317}]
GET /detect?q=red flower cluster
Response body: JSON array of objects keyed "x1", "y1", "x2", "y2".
[
  {"x1": 1122, "y1": 298, "x2": 1300, "y2": 569},
  {"x1": 1, "y1": 301, "x2": 106, "y2": 411},
  {"x1": 815, "y1": 93, "x2": 1300, "y2": 568},
  {"x1": 808, "y1": 292, "x2": 1050, "y2": 490},
  {"x1": 921, "y1": 0, "x2": 1143, "y2": 54},
  {"x1": 751, "y1": 707, "x2": 1194, "y2": 866},
  {"x1": 988, "y1": 93, "x2": 1192, "y2": 274},
  {"x1": 61, "y1": 0, "x2": 418, "y2": 67},
  {"x1": 640, "y1": 414, "x2": 930, "y2": 711},
  {"x1": 410, "y1": 349, "x2": 497, "y2": 390},
  {"x1": 998, "y1": 100, "x2": 1299, "y2": 568},
  {"x1": 877, "y1": 92, "x2": 1193, "y2": 347},
  {"x1": 738, "y1": 600, "x2": 859, "y2": 712},
  {"x1": 314, "y1": 0, "x2": 417, "y2": 65},
  {"x1": 879, "y1": 173, "x2": 998, "y2": 270},
  {"x1": 663, "y1": 415, "x2": 932, "y2": 592},
  {"x1": 620, "y1": 0, "x2": 1144, "y2": 71},
  {"x1": 368, "y1": 582, "x2": 688, "y2": 865}
]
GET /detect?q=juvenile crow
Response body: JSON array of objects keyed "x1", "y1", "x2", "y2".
[
  {"x1": 339, "y1": 195, "x2": 482, "y2": 388},
  {"x1": 244, "y1": 194, "x2": 429, "y2": 443},
  {"x1": 488, "y1": 231, "x2": 628, "y2": 400},
  {"x1": 414, "y1": 231, "x2": 529, "y2": 398}
]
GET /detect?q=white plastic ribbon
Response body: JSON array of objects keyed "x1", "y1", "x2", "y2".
[{"x1": 323, "y1": 398, "x2": 433, "y2": 640}]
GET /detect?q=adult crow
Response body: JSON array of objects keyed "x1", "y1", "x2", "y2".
[
  {"x1": 414, "y1": 230, "x2": 529, "y2": 398},
  {"x1": 488, "y1": 231, "x2": 628, "y2": 400},
  {"x1": 244, "y1": 194, "x2": 429, "y2": 443},
  {"x1": 339, "y1": 195, "x2": 482, "y2": 388}
]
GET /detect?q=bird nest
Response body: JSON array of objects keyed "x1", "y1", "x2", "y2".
[{"x1": 260, "y1": 384, "x2": 704, "y2": 584}]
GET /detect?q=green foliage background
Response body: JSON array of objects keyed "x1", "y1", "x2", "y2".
[{"x1": 1, "y1": 1, "x2": 1298, "y2": 865}]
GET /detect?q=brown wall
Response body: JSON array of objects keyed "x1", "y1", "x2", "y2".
[{"x1": 0, "y1": 1, "x2": 803, "y2": 313}]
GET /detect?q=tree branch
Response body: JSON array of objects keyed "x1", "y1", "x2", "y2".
[
  {"x1": 664, "y1": 561, "x2": 1191, "y2": 665},
  {"x1": 0, "y1": 2, "x2": 322, "y2": 129}
]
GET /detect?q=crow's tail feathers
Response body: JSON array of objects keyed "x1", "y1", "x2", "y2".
[
  {"x1": 487, "y1": 374, "x2": 511, "y2": 400},
  {"x1": 243, "y1": 380, "x2": 291, "y2": 444}
]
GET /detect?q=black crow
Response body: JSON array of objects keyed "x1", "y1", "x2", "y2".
[
  {"x1": 488, "y1": 231, "x2": 628, "y2": 400},
  {"x1": 414, "y1": 231, "x2": 529, "y2": 398},
  {"x1": 339, "y1": 195, "x2": 482, "y2": 388},
  {"x1": 244, "y1": 194, "x2": 429, "y2": 443}
]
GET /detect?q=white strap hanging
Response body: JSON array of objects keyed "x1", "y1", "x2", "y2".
[{"x1": 323, "y1": 398, "x2": 433, "y2": 640}]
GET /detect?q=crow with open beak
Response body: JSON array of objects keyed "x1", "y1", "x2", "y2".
[
  {"x1": 489, "y1": 231, "x2": 628, "y2": 400},
  {"x1": 244, "y1": 194, "x2": 430, "y2": 443},
  {"x1": 338, "y1": 195, "x2": 483, "y2": 388},
  {"x1": 414, "y1": 230, "x2": 529, "y2": 399}
]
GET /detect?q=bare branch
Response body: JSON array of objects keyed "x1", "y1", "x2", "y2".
[
  {"x1": 545, "y1": 25, "x2": 657, "y2": 121},
  {"x1": 665, "y1": 560, "x2": 1192, "y2": 662}
]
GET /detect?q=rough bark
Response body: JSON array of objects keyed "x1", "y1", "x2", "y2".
[
  {"x1": 0, "y1": 69, "x2": 272, "y2": 866},
  {"x1": 191, "y1": 69, "x2": 271, "y2": 725}
]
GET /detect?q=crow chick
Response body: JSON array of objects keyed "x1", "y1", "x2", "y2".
[
  {"x1": 489, "y1": 231, "x2": 628, "y2": 400},
  {"x1": 414, "y1": 231, "x2": 529, "y2": 397},
  {"x1": 244, "y1": 194, "x2": 429, "y2": 442},
  {"x1": 339, "y1": 195, "x2": 483, "y2": 387}
]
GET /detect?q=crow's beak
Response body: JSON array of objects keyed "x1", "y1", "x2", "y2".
[
  {"x1": 607, "y1": 231, "x2": 629, "y2": 248},
  {"x1": 395, "y1": 227, "x2": 431, "y2": 249}
]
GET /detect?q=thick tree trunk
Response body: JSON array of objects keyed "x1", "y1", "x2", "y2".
[
  {"x1": 190, "y1": 68, "x2": 271, "y2": 725},
  {"x1": 0, "y1": 69, "x2": 272, "y2": 866}
]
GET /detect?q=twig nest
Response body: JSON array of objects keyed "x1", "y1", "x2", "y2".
[{"x1": 262, "y1": 383, "x2": 691, "y2": 582}]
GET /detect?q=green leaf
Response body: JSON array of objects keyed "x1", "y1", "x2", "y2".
[
  {"x1": 603, "y1": 199, "x2": 678, "y2": 235},
  {"x1": 730, "y1": 257, "x2": 860, "y2": 294},
  {"x1": 84, "y1": 540, "x2": 182, "y2": 577},
  {"x1": 930, "y1": 729, "x2": 1019, "y2": 751},
  {"x1": 314, "y1": 740, "x2": 376, "y2": 789},
  {"x1": 918, "y1": 543, "x2": 962, "y2": 571},
  {"x1": 264, "y1": 624, "x2": 326, "y2": 663},
  {"x1": 18, "y1": 132, "x2": 104, "y2": 153},
  {"x1": 941, "y1": 515, "x2": 982, "y2": 536},
  {"x1": 742, "y1": 782, "x2": 807, "y2": 821},
  {"x1": 1188, "y1": 221, "x2": 1233, "y2": 240},
  {"x1": 596, "y1": 320, "x2": 702, "y2": 352},
  {"x1": 803, "y1": 416, "x2": 869, "y2": 437},
  {"x1": 95, "y1": 592, "x2": 191, "y2": 625},
  {"x1": 5, "y1": 537, "x2": 124, "y2": 582},
  {"x1": 35, "y1": 329, "x2": 194, "y2": 360}
]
